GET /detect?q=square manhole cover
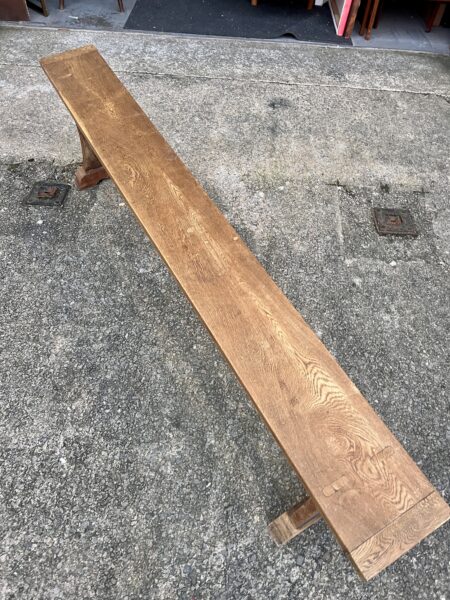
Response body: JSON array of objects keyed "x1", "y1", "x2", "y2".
[
  {"x1": 372, "y1": 207, "x2": 418, "y2": 237},
  {"x1": 24, "y1": 182, "x2": 70, "y2": 207}
]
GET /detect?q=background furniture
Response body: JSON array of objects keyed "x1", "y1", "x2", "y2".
[
  {"x1": 425, "y1": 0, "x2": 450, "y2": 30},
  {"x1": 344, "y1": 0, "x2": 362, "y2": 36},
  {"x1": 59, "y1": 0, "x2": 125, "y2": 10},
  {"x1": 0, "y1": 0, "x2": 49, "y2": 19},
  {"x1": 359, "y1": 0, "x2": 449, "y2": 38},
  {"x1": 251, "y1": 0, "x2": 315, "y2": 7},
  {"x1": 29, "y1": 0, "x2": 48, "y2": 16},
  {"x1": 359, "y1": 0, "x2": 382, "y2": 39},
  {"x1": 0, "y1": 0, "x2": 30, "y2": 20}
]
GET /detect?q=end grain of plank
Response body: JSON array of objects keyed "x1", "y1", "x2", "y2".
[{"x1": 351, "y1": 492, "x2": 450, "y2": 580}]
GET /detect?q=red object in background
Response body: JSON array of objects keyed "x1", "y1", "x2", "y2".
[{"x1": 329, "y1": 0, "x2": 354, "y2": 34}]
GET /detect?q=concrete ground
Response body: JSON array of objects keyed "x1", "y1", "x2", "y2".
[{"x1": 0, "y1": 25, "x2": 449, "y2": 600}]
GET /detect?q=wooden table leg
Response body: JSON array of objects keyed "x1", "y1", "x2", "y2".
[
  {"x1": 75, "y1": 128, "x2": 109, "y2": 190},
  {"x1": 365, "y1": 0, "x2": 380, "y2": 39},
  {"x1": 373, "y1": 0, "x2": 384, "y2": 28},
  {"x1": 425, "y1": 2, "x2": 443, "y2": 31},
  {"x1": 40, "y1": 0, "x2": 49, "y2": 16},
  {"x1": 344, "y1": 0, "x2": 361, "y2": 37},
  {"x1": 307, "y1": 0, "x2": 315, "y2": 9},
  {"x1": 27, "y1": 0, "x2": 49, "y2": 15},
  {"x1": 58, "y1": 0, "x2": 124, "y2": 12},
  {"x1": 359, "y1": 0, "x2": 373, "y2": 36},
  {"x1": 268, "y1": 497, "x2": 321, "y2": 546}
]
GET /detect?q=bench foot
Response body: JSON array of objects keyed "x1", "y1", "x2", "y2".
[
  {"x1": 75, "y1": 165, "x2": 109, "y2": 190},
  {"x1": 75, "y1": 127, "x2": 109, "y2": 190},
  {"x1": 268, "y1": 497, "x2": 321, "y2": 546}
]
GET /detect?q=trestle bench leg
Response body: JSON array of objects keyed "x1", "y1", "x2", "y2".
[
  {"x1": 75, "y1": 128, "x2": 109, "y2": 190},
  {"x1": 268, "y1": 497, "x2": 321, "y2": 546}
]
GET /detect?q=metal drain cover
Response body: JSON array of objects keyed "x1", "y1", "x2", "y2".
[
  {"x1": 372, "y1": 207, "x2": 418, "y2": 237},
  {"x1": 24, "y1": 181, "x2": 70, "y2": 207}
]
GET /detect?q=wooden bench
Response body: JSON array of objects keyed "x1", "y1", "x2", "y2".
[{"x1": 40, "y1": 46, "x2": 450, "y2": 581}]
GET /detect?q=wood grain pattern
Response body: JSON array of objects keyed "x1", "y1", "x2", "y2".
[
  {"x1": 40, "y1": 46, "x2": 450, "y2": 580},
  {"x1": 351, "y1": 492, "x2": 450, "y2": 580},
  {"x1": 268, "y1": 497, "x2": 321, "y2": 545}
]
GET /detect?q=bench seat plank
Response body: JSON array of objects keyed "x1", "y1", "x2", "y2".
[
  {"x1": 40, "y1": 46, "x2": 450, "y2": 580},
  {"x1": 350, "y1": 491, "x2": 450, "y2": 580}
]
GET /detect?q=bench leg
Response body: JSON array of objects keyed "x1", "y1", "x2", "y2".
[
  {"x1": 268, "y1": 497, "x2": 321, "y2": 546},
  {"x1": 75, "y1": 128, "x2": 109, "y2": 190}
]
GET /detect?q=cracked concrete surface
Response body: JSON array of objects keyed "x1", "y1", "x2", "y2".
[{"x1": 0, "y1": 25, "x2": 449, "y2": 600}]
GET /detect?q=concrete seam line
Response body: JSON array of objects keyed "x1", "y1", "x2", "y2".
[{"x1": 0, "y1": 62, "x2": 449, "y2": 99}]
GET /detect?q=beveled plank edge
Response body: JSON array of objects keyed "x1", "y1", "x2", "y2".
[
  {"x1": 40, "y1": 44, "x2": 97, "y2": 66},
  {"x1": 349, "y1": 491, "x2": 450, "y2": 581}
]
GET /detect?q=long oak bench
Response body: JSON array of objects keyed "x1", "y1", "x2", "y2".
[{"x1": 40, "y1": 45, "x2": 450, "y2": 581}]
